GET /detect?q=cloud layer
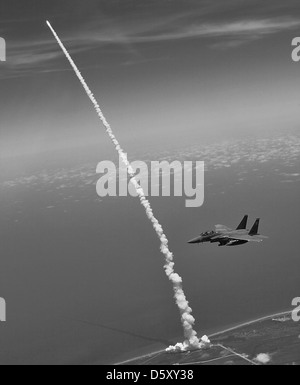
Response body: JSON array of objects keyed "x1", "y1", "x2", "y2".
[{"x1": 2, "y1": 132, "x2": 300, "y2": 193}]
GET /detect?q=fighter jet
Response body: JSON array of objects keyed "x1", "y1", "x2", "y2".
[{"x1": 188, "y1": 216, "x2": 268, "y2": 247}]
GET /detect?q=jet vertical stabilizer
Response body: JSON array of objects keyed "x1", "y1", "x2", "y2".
[
  {"x1": 236, "y1": 215, "x2": 248, "y2": 230},
  {"x1": 249, "y1": 219, "x2": 260, "y2": 236}
]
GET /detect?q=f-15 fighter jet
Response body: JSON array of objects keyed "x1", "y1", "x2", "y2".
[{"x1": 188, "y1": 216, "x2": 268, "y2": 247}]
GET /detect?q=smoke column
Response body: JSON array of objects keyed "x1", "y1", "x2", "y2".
[{"x1": 46, "y1": 20, "x2": 210, "y2": 352}]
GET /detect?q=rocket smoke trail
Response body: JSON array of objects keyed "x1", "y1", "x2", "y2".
[{"x1": 46, "y1": 21, "x2": 210, "y2": 352}]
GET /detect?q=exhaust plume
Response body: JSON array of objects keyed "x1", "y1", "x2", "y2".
[{"x1": 46, "y1": 20, "x2": 210, "y2": 352}]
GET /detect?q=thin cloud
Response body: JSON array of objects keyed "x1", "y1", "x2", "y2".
[
  {"x1": 1, "y1": 37, "x2": 91, "y2": 79},
  {"x1": 121, "y1": 18, "x2": 300, "y2": 43},
  {"x1": 2, "y1": 15, "x2": 300, "y2": 79},
  {"x1": 66, "y1": 17, "x2": 300, "y2": 50}
]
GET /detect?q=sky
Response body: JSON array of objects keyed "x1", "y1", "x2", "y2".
[
  {"x1": 1, "y1": 1, "x2": 300, "y2": 364},
  {"x1": 1, "y1": 0, "x2": 300, "y2": 158}
]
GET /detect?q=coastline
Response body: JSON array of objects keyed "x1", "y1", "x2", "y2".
[
  {"x1": 114, "y1": 308, "x2": 292, "y2": 365},
  {"x1": 208, "y1": 309, "x2": 292, "y2": 338}
]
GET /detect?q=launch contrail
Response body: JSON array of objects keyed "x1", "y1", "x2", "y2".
[{"x1": 46, "y1": 20, "x2": 209, "y2": 352}]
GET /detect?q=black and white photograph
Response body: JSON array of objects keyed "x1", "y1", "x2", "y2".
[{"x1": 1, "y1": 0, "x2": 300, "y2": 368}]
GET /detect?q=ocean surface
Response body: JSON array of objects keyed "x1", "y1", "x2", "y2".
[{"x1": 0, "y1": 133, "x2": 299, "y2": 364}]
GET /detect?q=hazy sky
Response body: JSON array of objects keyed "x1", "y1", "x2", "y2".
[{"x1": 1, "y1": 0, "x2": 300, "y2": 158}]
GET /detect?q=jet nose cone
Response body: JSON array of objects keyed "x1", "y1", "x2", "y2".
[{"x1": 188, "y1": 236, "x2": 202, "y2": 244}]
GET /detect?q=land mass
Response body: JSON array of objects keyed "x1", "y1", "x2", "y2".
[{"x1": 117, "y1": 311, "x2": 300, "y2": 365}]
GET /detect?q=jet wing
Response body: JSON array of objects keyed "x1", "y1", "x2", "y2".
[{"x1": 213, "y1": 234, "x2": 268, "y2": 243}]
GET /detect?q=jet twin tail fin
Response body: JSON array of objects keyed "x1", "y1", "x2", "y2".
[
  {"x1": 236, "y1": 215, "x2": 248, "y2": 230},
  {"x1": 249, "y1": 219, "x2": 260, "y2": 236}
]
